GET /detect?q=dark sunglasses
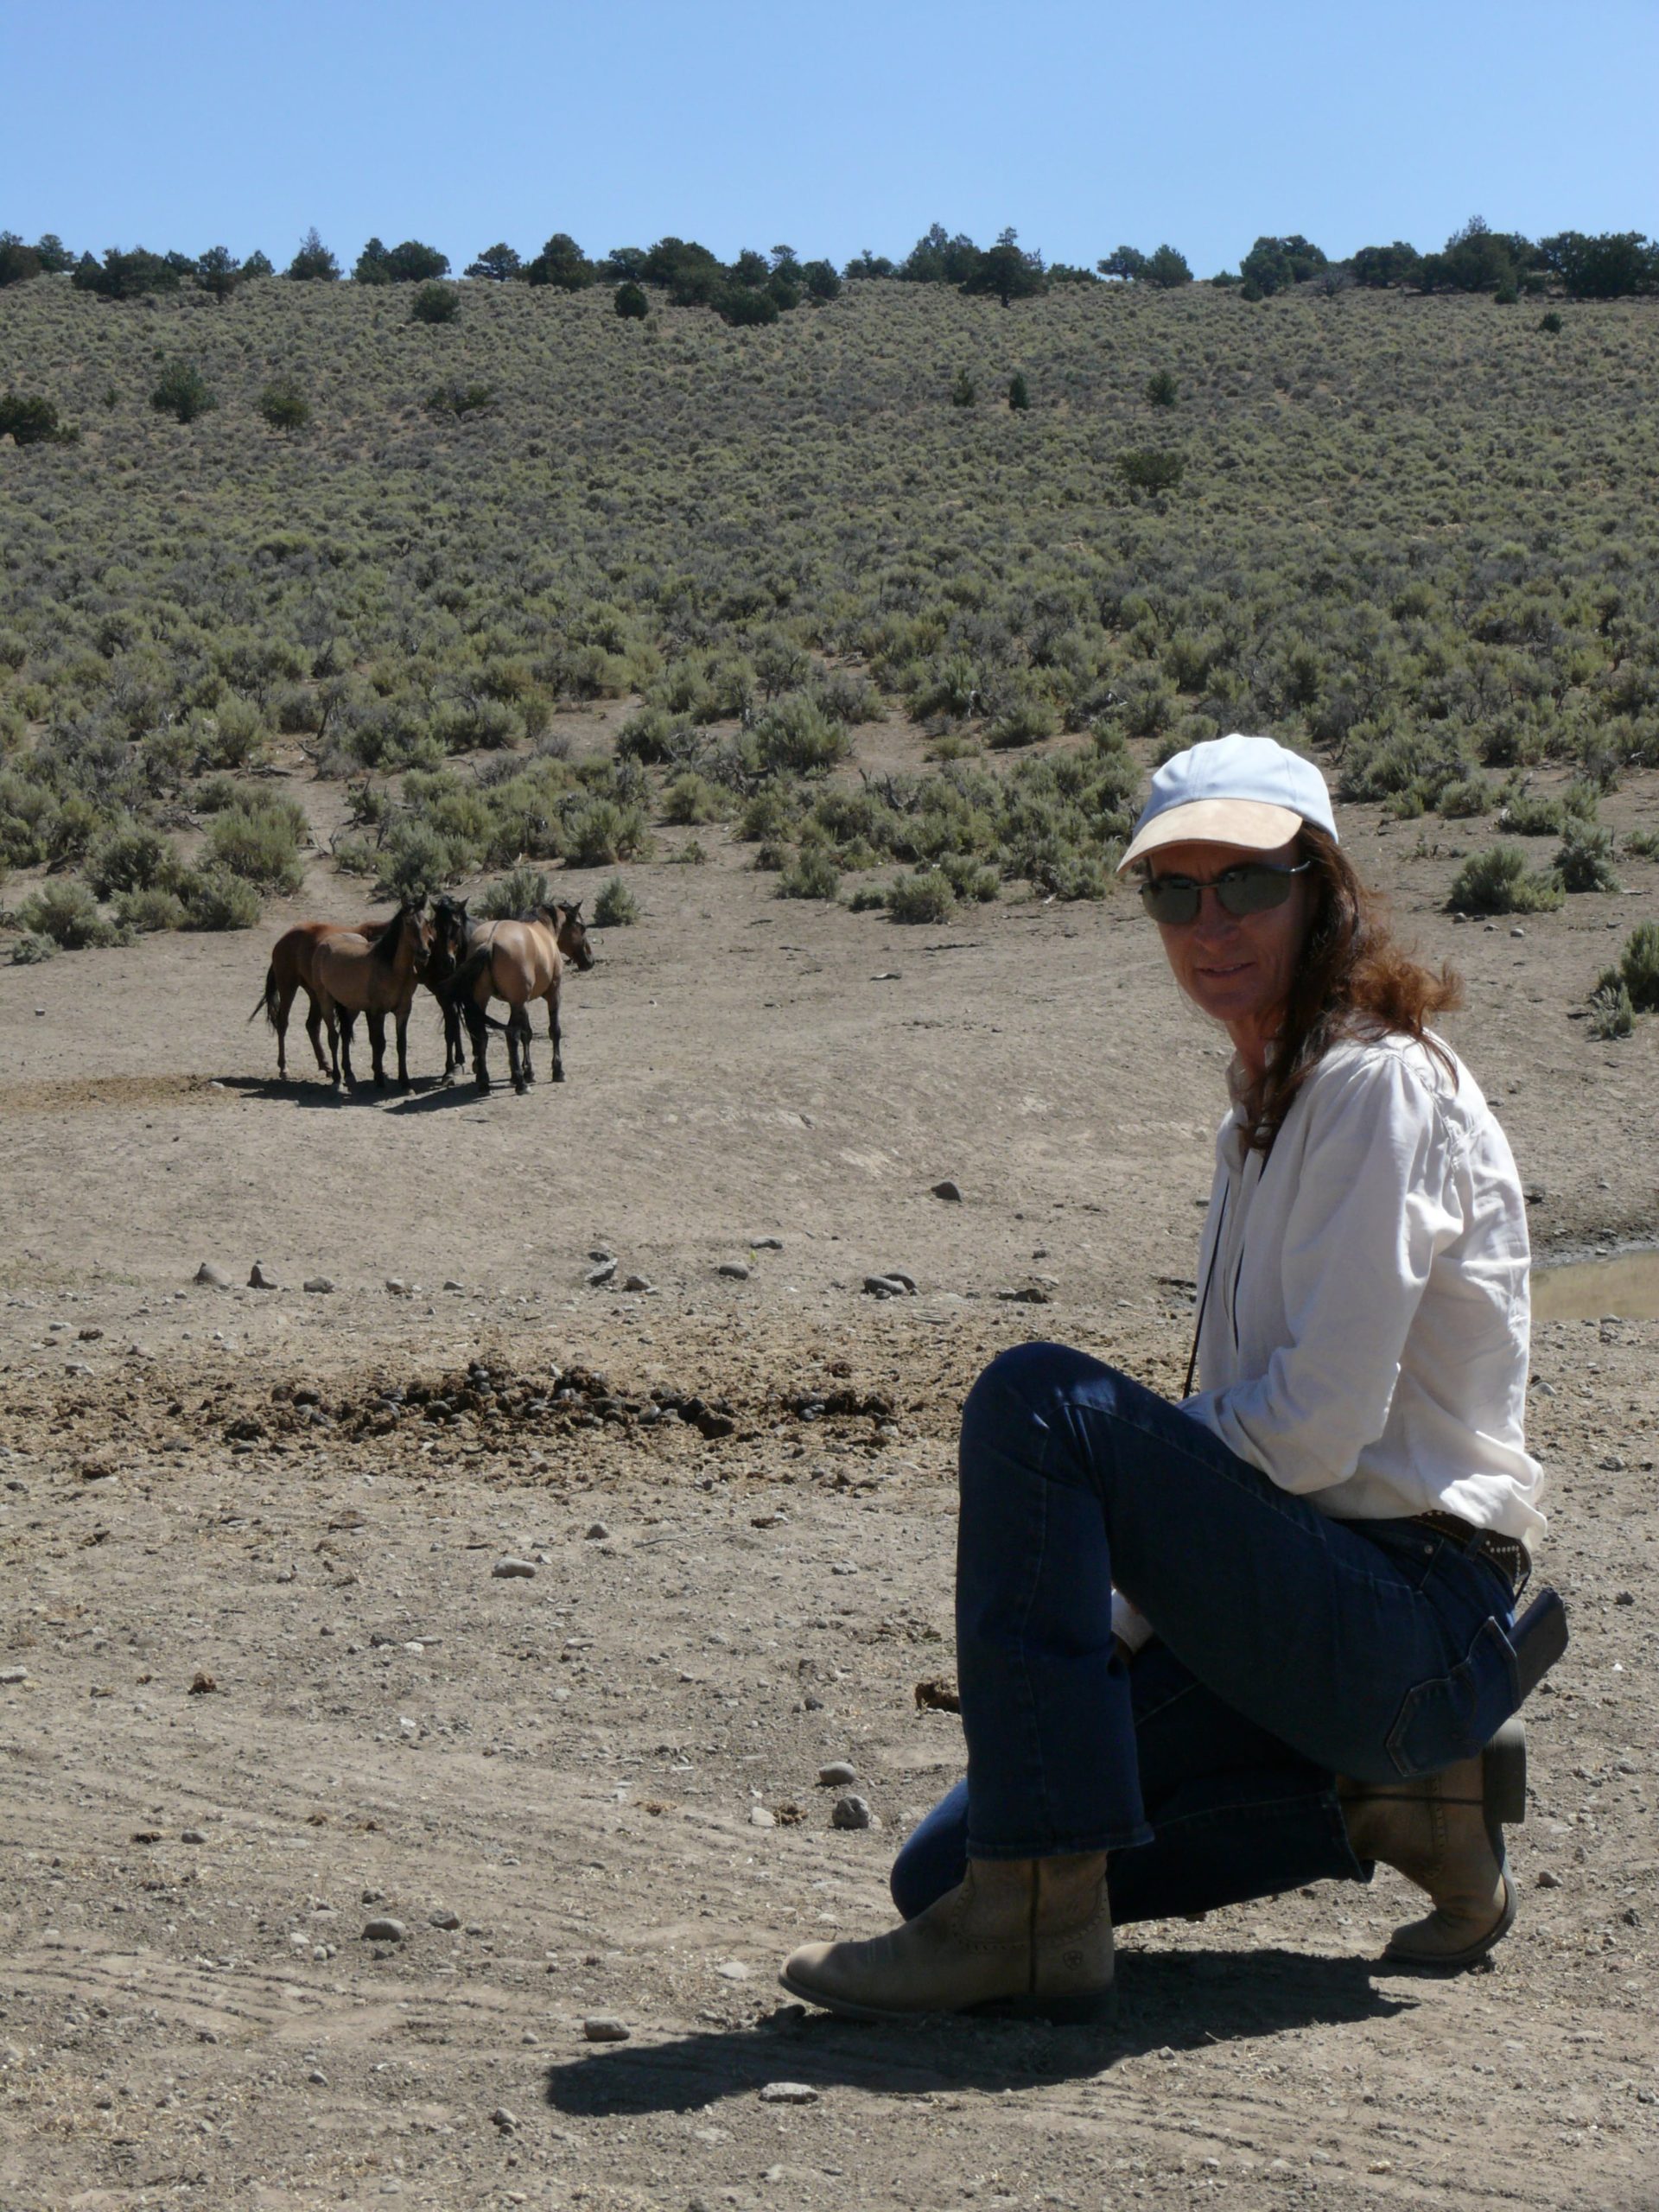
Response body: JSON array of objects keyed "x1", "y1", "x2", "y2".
[{"x1": 1139, "y1": 860, "x2": 1311, "y2": 926}]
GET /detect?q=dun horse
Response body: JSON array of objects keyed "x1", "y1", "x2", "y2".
[
  {"x1": 311, "y1": 901, "x2": 433, "y2": 1090},
  {"x1": 251, "y1": 915, "x2": 389, "y2": 1079},
  {"x1": 443, "y1": 899, "x2": 593, "y2": 1094}
]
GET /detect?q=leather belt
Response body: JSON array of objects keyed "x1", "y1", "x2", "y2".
[{"x1": 1412, "y1": 1509, "x2": 1531, "y2": 1597}]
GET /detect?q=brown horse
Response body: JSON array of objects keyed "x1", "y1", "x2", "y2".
[
  {"x1": 311, "y1": 902, "x2": 434, "y2": 1090},
  {"x1": 444, "y1": 900, "x2": 593, "y2": 1094},
  {"x1": 251, "y1": 915, "x2": 391, "y2": 1080}
]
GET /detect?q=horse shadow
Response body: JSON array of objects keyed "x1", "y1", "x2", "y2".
[
  {"x1": 543, "y1": 1948, "x2": 1411, "y2": 2116},
  {"x1": 214, "y1": 1076, "x2": 476, "y2": 1113}
]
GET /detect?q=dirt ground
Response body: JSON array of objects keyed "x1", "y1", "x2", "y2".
[{"x1": 2, "y1": 731, "x2": 1657, "y2": 2211}]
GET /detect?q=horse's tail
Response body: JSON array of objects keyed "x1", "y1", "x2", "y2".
[
  {"x1": 250, "y1": 963, "x2": 280, "y2": 1028},
  {"x1": 438, "y1": 945, "x2": 512, "y2": 1031}
]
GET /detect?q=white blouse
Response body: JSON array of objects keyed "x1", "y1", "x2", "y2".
[{"x1": 1180, "y1": 1031, "x2": 1544, "y2": 1541}]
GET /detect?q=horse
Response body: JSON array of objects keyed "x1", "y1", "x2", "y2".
[
  {"x1": 424, "y1": 893, "x2": 503, "y2": 1086},
  {"x1": 443, "y1": 899, "x2": 593, "y2": 1094},
  {"x1": 310, "y1": 901, "x2": 434, "y2": 1090},
  {"x1": 251, "y1": 915, "x2": 390, "y2": 1079}
]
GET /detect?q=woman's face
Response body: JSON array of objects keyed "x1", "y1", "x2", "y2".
[{"x1": 1147, "y1": 836, "x2": 1313, "y2": 1071}]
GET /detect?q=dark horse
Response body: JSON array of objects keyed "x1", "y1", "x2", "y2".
[{"x1": 442, "y1": 900, "x2": 594, "y2": 1095}]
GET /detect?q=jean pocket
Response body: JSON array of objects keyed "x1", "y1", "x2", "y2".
[{"x1": 1384, "y1": 1616, "x2": 1522, "y2": 1779}]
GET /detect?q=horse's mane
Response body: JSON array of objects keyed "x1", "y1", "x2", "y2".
[{"x1": 371, "y1": 910, "x2": 407, "y2": 970}]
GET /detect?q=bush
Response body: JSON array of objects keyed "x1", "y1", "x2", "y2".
[
  {"x1": 204, "y1": 798, "x2": 306, "y2": 891},
  {"x1": 887, "y1": 868, "x2": 957, "y2": 924},
  {"x1": 477, "y1": 865, "x2": 553, "y2": 919},
  {"x1": 846, "y1": 883, "x2": 889, "y2": 912},
  {"x1": 1618, "y1": 919, "x2": 1659, "y2": 1010},
  {"x1": 1447, "y1": 844, "x2": 1565, "y2": 915},
  {"x1": 1586, "y1": 971, "x2": 1634, "y2": 1039},
  {"x1": 778, "y1": 845, "x2": 841, "y2": 899},
  {"x1": 1555, "y1": 821, "x2": 1620, "y2": 893},
  {"x1": 1498, "y1": 791, "x2": 1563, "y2": 836},
  {"x1": 179, "y1": 865, "x2": 262, "y2": 930},
  {"x1": 9, "y1": 930, "x2": 57, "y2": 964},
  {"x1": 112, "y1": 884, "x2": 187, "y2": 932},
  {"x1": 410, "y1": 283, "x2": 460, "y2": 325},
  {"x1": 987, "y1": 698, "x2": 1057, "y2": 750},
  {"x1": 0, "y1": 391, "x2": 75, "y2": 446},
  {"x1": 664, "y1": 771, "x2": 727, "y2": 824},
  {"x1": 1116, "y1": 449, "x2": 1185, "y2": 493},
  {"x1": 593, "y1": 875, "x2": 639, "y2": 925},
  {"x1": 718, "y1": 285, "x2": 779, "y2": 327},
  {"x1": 258, "y1": 378, "x2": 310, "y2": 434},
  {"x1": 1007, "y1": 372, "x2": 1030, "y2": 411},
  {"x1": 614, "y1": 283, "x2": 649, "y2": 320},
  {"x1": 16, "y1": 881, "x2": 121, "y2": 948},
  {"x1": 87, "y1": 824, "x2": 178, "y2": 897},
  {"x1": 428, "y1": 380, "x2": 495, "y2": 417},
  {"x1": 1145, "y1": 370, "x2": 1179, "y2": 408},
  {"x1": 752, "y1": 695, "x2": 851, "y2": 777},
  {"x1": 563, "y1": 796, "x2": 652, "y2": 867},
  {"x1": 1540, "y1": 311, "x2": 1564, "y2": 334},
  {"x1": 950, "y1": 369, "x2": 976, "y2": 407},
  {"x1": 149, "y1": 361, "x2": 217, "y2": 424}
]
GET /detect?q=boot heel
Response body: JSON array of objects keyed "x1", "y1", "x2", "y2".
[{"x1": 1485, "y1": 1719, "x2": 1527, "y2": 1828}]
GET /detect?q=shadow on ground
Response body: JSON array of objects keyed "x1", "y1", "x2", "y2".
[{"x1": 544, "y1": 1948, "x2": 1412, "y2": 2114}]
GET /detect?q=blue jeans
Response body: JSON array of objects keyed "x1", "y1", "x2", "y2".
[{"x1": 891, "y1": 1344, "x2": 1522, "y2": 1926}]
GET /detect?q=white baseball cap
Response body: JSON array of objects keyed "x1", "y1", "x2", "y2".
[{"x1": 1116, "y1": 734, "x2": 1338, "y2": 872}]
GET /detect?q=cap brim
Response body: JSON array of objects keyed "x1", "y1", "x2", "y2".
[{"x1": 1116, "y1": 798, "x2": 1305, "y2": 874}]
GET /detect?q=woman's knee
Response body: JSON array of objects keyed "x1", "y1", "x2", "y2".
[{"x1": 961, "y1": 1341, "x2": 1122, "y2": 1457}]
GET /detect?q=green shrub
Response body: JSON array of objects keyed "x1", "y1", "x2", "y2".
[
  {"x1": 614, "y1": 282, "x2": 649, "y2": 320},
  {"x1": 593, "y1": 875, "x2": 639, "y2": 925},
  {"x1": 149, "y1": 361, "x2": 217, "y2": 424},
  {"x1": 112, "y1": 884, "x2": 187, "y2": 932},
  {"x1": 1498, "y1": 791, "x2": 1563, "y2": 836},
  {"x1": 1437, "y1": 776, "x2": 1491, "y2": 819},
  {"x1": 937, "y1": 852, "x2": 1000, "y2": 902},
  {"x1": 1625, "y1": 830, "x2": 1659, "y2": 860},
  {"x1": 205, "y1": 799, "x2": 306, "y2": 892},
  {"x1": 752, "y1": 696, "x2": 851, "y2": 777},
  {"x1": 887, "y1": 868, "x2": 957, "y2": 923},
  {"x1": 1556, "y1": 821, "x2": 1620, "y2": 893},
  {"x1": 1586, "y1": 971, "x2": 1633, "y2": 1039},
  {"x1": 8, "y1": 930, "x2": 57, "y2": 964},
  {"x1": 950, "y1": 369, "x2": 976, "y2": 407},
  {"x1": 1618, "y1": 919, "x2": 1659, "y2": 1010},
  {"x1": 87, "y1": 824, "x2": 179, "y2": 897},
  {"x1": 563, "y1": 797, "x2": 652, "y2": 867},
  {"x1": 372, "y1": 821, "x2": 469, "y2": 900},
  {"x1": 410, "y1": 283, "x2": 460, "y2": 324},
  {"x1": 477, "y1": 866, "x2": 553, "y2": 919},
  {"x1": 428, "y1": 381, "x2": 495, "y2": 417},
  {"x1": 669, "y1": 837, "x2": 707, "y2": 865},
  {"x1": 987, "y1": 698, "x2": 1057, "y2": 750},
  {"x1": 1007, "y1": 372, "x2": 1030, "y2": 411},
  {"x1": 1539, "y1": 311, "x2": 1564, "y2": 334},
  {"x1": 1116, "y1": 448, "x2": 1185, "y2": 493},
  {"x1": 739, "y1": 785, "x2": 801, "y2": 842},
  {"x1": 1145, "y1": 370, "x2": 1179, "y2": 407},
  {"x1": 257, "y1": 378, "x2": 310, "y2": 434},
  {"x1": 664, "y1": 771, "x2": 727, "y2": 824},
  {"x1": 846, "y1": 883, "x2": 889, "y2": 912},
  {"x1": 16, "y1": 881, "x2": 121, "y2": 949},
  {"x1": 179, "y1": 866, "x2": 261, "y2": 930},
  {"x1": 1447, "y1": 844, "x2": 1565, "y2": 915},
  {"x1": 778, "y1": 845, "x2": 841, "y2": 899},
  {"x1": 616, "y1": 705, "x2": 677, "y2": 764},
  {"x1": 0, "y1": 391, "x2": 75, "y2": 446}
]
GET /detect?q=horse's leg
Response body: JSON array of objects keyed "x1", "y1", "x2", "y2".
[
  {"x1": 514, "y1": 1007, "x2": 535, "y2": 1087},
  {"x1": 367, "y1": 1009, "x2": 388, "y2": 1089},
  {"x1": 338, "y1": 1008, "x2": 359, "y2": 1089},
  {"x1": 316, "y1": 991, "x2": 340, "y2": 1086},
  {"x1": 467, "y1": 998, "x2": 490, "y2": 1094},
  {"x1": 505, "y1": 1007, "x2": 526, "y2": 1096},
  {"x1": 302, "y1": 986, "x2": 328, "y2": 1078},
  {"x1": 395, "y1": 999, "x2": 413, "y2": 1090},
  {"x1": 548, "y1": 983, "x2": 565, "y2": 1083},
  {"x1": 442, "y1": 1001, "x2": 460, "y2": 1086}
]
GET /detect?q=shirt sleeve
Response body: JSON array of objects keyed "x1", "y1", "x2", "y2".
[
  {"x1": 1110, "y1": 1590, "x2": 1155, "y2": 1654},
  {"x1": 1180, "y1": 1050, "x2": 1465, "y2": 1497}
]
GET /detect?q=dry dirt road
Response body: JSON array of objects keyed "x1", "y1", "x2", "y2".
[{"x1": 1, "y1": 738, "x2": 1656, "y2": 2210}]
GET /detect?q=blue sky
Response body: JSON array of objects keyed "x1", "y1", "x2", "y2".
[{"x1": 4, "y1": 0, "x2": 1655, "y2": 276}]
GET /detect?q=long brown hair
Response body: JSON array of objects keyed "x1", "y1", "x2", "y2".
[{"x1": 1238, "y1": 824, "x2": 1464, "y2": 1154}]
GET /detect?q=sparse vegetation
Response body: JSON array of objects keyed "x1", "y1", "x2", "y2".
[
  {"x1": 593, "y1": 875, "x2": 639, "y2": 925},
  {"x1": 1448, "y1": 844, "x2": 1566, "y2": 915}
]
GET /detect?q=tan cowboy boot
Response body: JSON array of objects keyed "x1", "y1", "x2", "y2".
[
  {"x1": 1339, "y1": 1721, "x2": 1526, "y2": 1969},
  {"x1": 780, "y1": 1852, "x2": 1115, "y2": 2024}
]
